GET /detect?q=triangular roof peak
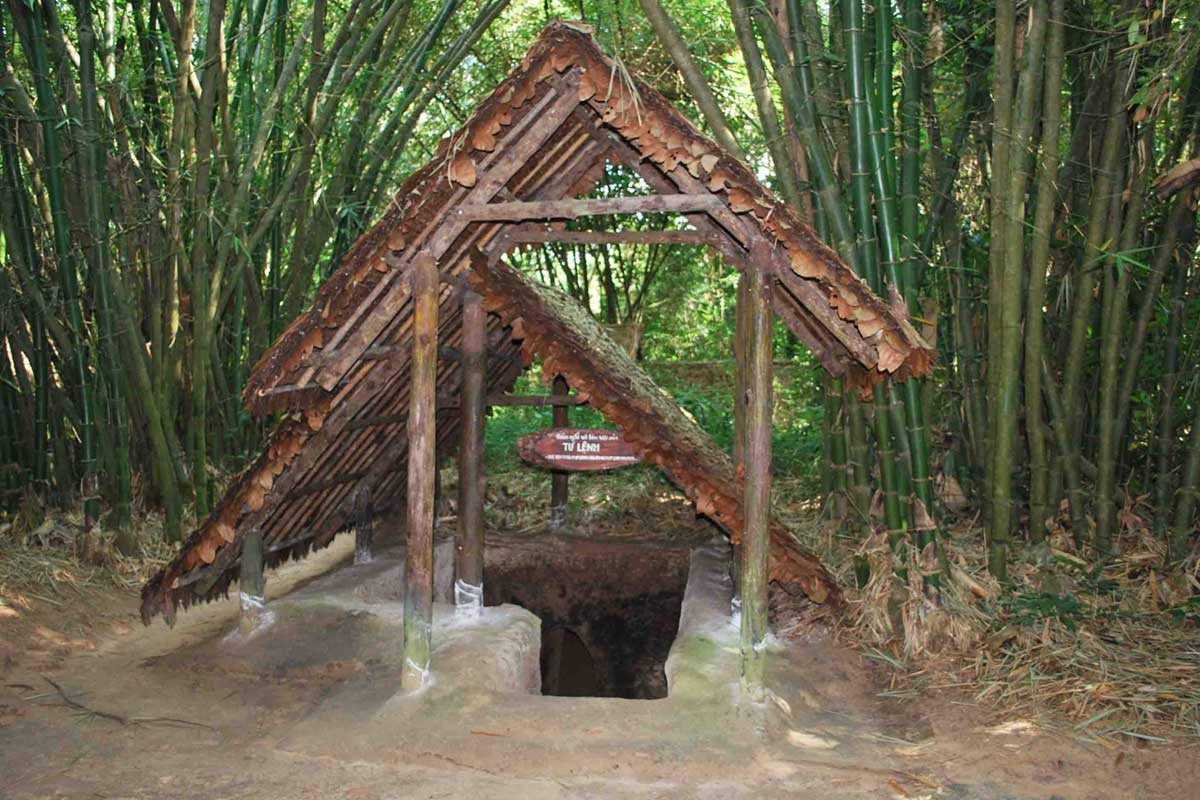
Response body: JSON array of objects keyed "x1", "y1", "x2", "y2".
[{"x1": 243, "y1": 22, "x2": 930, "y2": 416}]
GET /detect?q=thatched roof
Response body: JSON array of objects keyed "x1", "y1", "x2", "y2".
[{"x1": 141, "y1": 22, "x2": 930, "y2": 624}]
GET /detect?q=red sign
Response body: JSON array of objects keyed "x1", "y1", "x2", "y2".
[{"x1": 517, "y1": 428, "x2": 642, "y2": 471}]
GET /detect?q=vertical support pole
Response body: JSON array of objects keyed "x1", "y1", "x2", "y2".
[
  {"x1": 403, "y1": 253, "x2": 438, "y2": 691},
  {"x1": 732, "y1": 269, "x2": 752, "y2": 592},
  {"x1": 353, "y1": 488, "x2": 374, "y2": 565},
  {"x1": 549, "y1": 374, "x2": 570, "y2": 530},
  {"x1": 733, "y1": 270, "x2": 751, "y2": 469},
  {"x1": 740, "y1": 254, "x2": 773, "y2": 701},
  {"x1": 238, "y1": 528, "x2": 267, "y2": 636},
  {"x1": 456, "y1": 289, "x2": 486, "y2": 611},
  {"x1": 433, "y1": 463, "x2": 443, "y2": 531}
]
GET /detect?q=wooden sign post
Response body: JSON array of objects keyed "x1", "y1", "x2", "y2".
[
  {"x1": 518, "y1": 428, "x2": 642, "y2": 471},
  {"x1": 550, "y1": 375, "x2": 570, "y2": 529}
]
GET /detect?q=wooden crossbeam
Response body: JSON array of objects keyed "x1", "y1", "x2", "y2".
[
  {"x1": 456, "y1": 193, "x2": 724, "y2": 222},
  {"x1": 507, "y1": 228, "x2": 721, "y2": 246}
]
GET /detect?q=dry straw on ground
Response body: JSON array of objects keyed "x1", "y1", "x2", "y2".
[{"x1": 834, "y1": 502, "x2": 1200, "y2": 745}]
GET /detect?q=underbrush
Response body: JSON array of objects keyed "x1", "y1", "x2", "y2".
[
  {"x1": 828, "y1": 500, "x2": 1200, "y2": 746},
  {"x1": 0, "y1": 505, "x2": 174, "y2": 625}
]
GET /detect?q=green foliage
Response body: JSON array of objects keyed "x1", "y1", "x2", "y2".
[
  {"x1": 485, "y1": 359, "x2": 826, "y2": 490},
  {"x1": 998, "y1": 591, "x2": 1087, "y2": 630}
]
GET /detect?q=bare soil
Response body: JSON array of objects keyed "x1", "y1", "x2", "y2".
[{"x1": 1, "y1": 534, "x2": 1196, "y2": 799}]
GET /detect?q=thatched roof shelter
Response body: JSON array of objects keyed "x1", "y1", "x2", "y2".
[{"x1": 141, "y1": 22, "x2": 931, "y2": 625}]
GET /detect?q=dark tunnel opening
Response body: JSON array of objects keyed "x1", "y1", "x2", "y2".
[{"x1": 484, "y1": 538, "x2": 689, "y2": 699}]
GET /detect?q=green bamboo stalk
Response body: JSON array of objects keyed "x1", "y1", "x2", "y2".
[
  {"x1": 988, "y1": 0, "x2": 1047, "y2": 579},
  {"x1": 887, "y1": 384, "x2": 912, "y2": 508},
  {"x1": 1169, "y1": 389, "x2": 1200, "y2": 563},
  {"x1": 728, "y1": 0, "x2": 803, "y2": 207},
  {"x1": 161, "y1": 0, "x2": 195, "y2": 492},
  {"x1": 639, "y1": 0, "x2": 744, "y2": 159},
  {"x1": 190, "y1": 0, "x2": 232, "y2": 515},
  {"x1": 985, "y1": 0, "x2": 1016, "y2": 505},
  {"x1": 874, "y1": 0, "x2": 895, "y2": 191},
  {"x1": 1153, "y1": 258, "x2": 1190, "y2": 532},
  {"x1": 0, "y1": 7, "x2": 48, "y2": 485},
  {"x1": 825, "y1": 375, "x2": 849, "y2": 521},
  {"x1": 751, "y1": 0, "x2": 855, "y2": 261},
  {"x1": 841, "y1": 0, "x2": 906, "y2": 546},
  {"x1": 1041, "y1": 357, "x2": 1087, "y2": 545},
  {"x1": 1114, "y1": 196, "x2": 1195, "y2": 461},
  {"x1": 1094, "y1": 127, "x2": 1152, "y2": 555},
  {"x1": 108, "y1": 269, "x2": 185, "y2": 540},
  {"x1": 898, "y1": 0, "x2": 921, "y2": 291},
  {"x1": 889, "y1": 0, "x2": 941, "y2": 577},
  {"x1": 845, "y1": 388, "x2": 873, "y2": 540},
  {"x1": 18, "y1": 0, "x2": 100, "y2": 525},
  {"x1": 1024, "y1": 0, "x2": 1065, "y2": 539},
  {"x1": 0, "y1": 333, "x2": 19, "y2": 491},
  {"x1": 78, "y1": 0, "x2": 133, "y2": 537},
  {"x1": 1059, "y1": 59, "x2": 1129, "y2": 469},
  {"x1": 948, "y1": 225, "x2": 986, "y2": 472},
  {"x1": 839, "y1": 0, "x2": 878, "y2": 287}
]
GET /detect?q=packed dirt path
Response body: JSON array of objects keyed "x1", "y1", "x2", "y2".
[{"x1": 1, "y1": 536, "x2": 1195, "y2": 799}]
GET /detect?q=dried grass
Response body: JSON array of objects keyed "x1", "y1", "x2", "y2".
[
  {"x1": 0, "y1": 509, "x2": 175, "y2": 608},
  {"x1": 834, "y1": 499, "x2": 1200, "y2": 745}
]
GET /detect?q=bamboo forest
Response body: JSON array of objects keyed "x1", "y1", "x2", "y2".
[{"x1": 1, "y1": 0, "x2": 1200, "y2": 797}]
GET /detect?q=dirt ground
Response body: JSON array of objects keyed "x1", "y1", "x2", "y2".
[{"x1": 2, "y1": 533, "x2": 1197, "y2": 800}]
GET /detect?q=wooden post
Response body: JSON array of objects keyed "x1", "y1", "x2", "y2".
[
  {"x1": 740, "y1": 256, "x2": 773, "y2": 700},
  {"x1": 238, "y1": 528, "x2": 266, "y2": 636},
  {"x1": 733, "y1": 270, "x2": 751, "y2": 469},
  {"x1": 732, "y1": 269, "x2": 751, "y2": 591},
  {"x1": 433, "y1": 460, "x2": 443, "y2": 530},
  {"x1": 403, "y1": 253, "x2": 438, "y2": 691},
  {"x1": 456, "y1": 290, "x2": 486, "y2": 610},
  {"x1": 549, "y1": 374, "x2": 570, "y2": 530},
  {"x1": 353, "y1": 489, "x2": 374, "y2": 565}
]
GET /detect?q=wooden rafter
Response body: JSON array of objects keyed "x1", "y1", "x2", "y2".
[
  {"x1": 507, "y1": 228, "x2": 721, "y2": 246},
  {"x1": 456, "y1": 193, "x2": 724, "y2": 222}
]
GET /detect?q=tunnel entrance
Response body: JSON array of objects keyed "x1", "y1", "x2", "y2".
[
  {"x1": 541, "y1": 627, "x2": 601, "y2": 696},
  {"x1": 484, "y1": 536, "x2": 689, "y2": 699}
]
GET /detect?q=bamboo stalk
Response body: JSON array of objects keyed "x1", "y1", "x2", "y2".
[
  {"x1": 984, "y1": 0, "x2": 1016, "y2": 502},
  {"x1": 1154, "y1": 259, "x2": 1191, "y2": 532},
  {"x1": 17, "y1": 0, "x2": 99, "y2": 529},
  {"x1": 78, "y1": 0, "x2": 133, "y2": 538},
  {"x1": 728, "y1": 0, "x2": 803, "y2": 208},
  {"x1": 1169, "y1": 388, "x2": 1200, "y2": 563},
  {"x1": 1094, "y1": 126, "x2": 1152, "y2": 555},
  {"x1": 988, "y1": 0, "x2": 1047, "y2": 579},
  {"x1": 1024, "y1": 0, "x2": 1065, "y2": 539},
  {"x1": 0, "y1": 9, "x2": 48, "y2": 485},
  {"x1": 1041, "y1": 358, "x2": 1087, "y2": 547},
  {"x1": 1057, "y1": 58, "x2": 1130, "y2": 499},
  {"x1": 841, "y1": 0, "x2": 906, "y2": 549},
  {"x1": 638, "y1": 0, "x2": 744, "y2": 159}
]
